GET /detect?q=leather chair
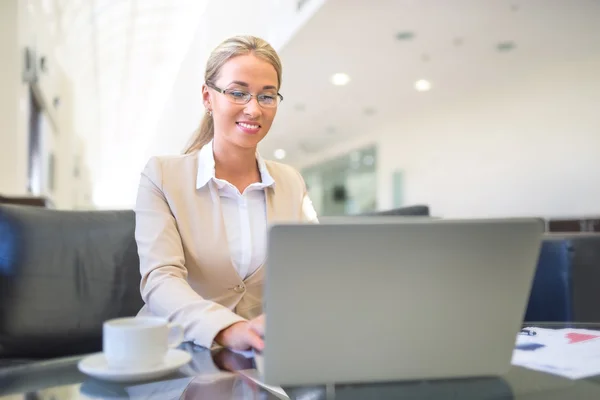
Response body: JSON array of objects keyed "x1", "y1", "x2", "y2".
[
  {"x1": 0, "y1": 194, "x2": 53, "y2": 208},
  {"x1": 360, "y1": 205, "x2": 430, "y2": 217},
  {"x1": 524, "y1": 233, "x2": 600, "y2": 323},
  {"x1": 0, "y1": 204, "x2": 143, "y2": 363},
  {"x1": 561, "y1": 233, "x2": 600, "y2": 322},
  {"x1": 524, "y1": 239, "x2": 573, "y2": 322}
]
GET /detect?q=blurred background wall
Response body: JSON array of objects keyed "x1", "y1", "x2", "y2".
[{"x1": 0, "y1": 0, "x2": 92, "y2": 209}]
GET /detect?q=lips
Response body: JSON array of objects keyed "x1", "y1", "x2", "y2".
[
  {"x1": 237, "y1": 122, "x2": 261, "y2": 129},
  {"x1": 236, "y1": 121, "x2": 261, "y2": 135}
]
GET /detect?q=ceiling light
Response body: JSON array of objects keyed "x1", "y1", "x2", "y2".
[
  {"x1": 364, "y1": 107, "x2": 376, "y2": 116},
  {"x1": 331, "y1": 73, "x2": 350, "y2": 86},
  {"x1": 415, "y1": 79, "x2": 432, "y2": 92},
  {"x1": 396, "y1": 31, "x2": 415, "y2": 41},
  {"x1": 497, "y1": 41, "x2": 516, "y2": 52},
  {"x1": 274, "y1": 149, "x2": 286, "y2": 160},
  {"x1": 453, "y1": 37, "x2": 464, "y2": 47}
]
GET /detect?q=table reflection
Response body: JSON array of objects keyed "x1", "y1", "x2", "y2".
[
  {"x1": 78, "y1": 344, "x2": 285, "y2": 400},
  {"x1": 3, "y1": 325, "x2": 600, "y2": 400}
]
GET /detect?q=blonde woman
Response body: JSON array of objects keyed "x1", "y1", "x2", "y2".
[{"x1": 134, "y1": 36, "x2": 318, "y2": 352}]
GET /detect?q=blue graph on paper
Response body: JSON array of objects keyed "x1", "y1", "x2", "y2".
[{"x1": 515, "y1": 343, "x2": 546, "y2": 351}]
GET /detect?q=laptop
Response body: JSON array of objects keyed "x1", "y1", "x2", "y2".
[{"x1": 260, "y1": 218, "x2": 544, "y2": 386}]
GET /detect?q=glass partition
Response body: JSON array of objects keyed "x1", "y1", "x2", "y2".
[{"x1": 302, "y1": 145, "x2": 377, "y2": 216}]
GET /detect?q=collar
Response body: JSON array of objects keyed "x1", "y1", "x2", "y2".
[{"x1": 195, "y1": 140, "x2": 275, "y2": 190}]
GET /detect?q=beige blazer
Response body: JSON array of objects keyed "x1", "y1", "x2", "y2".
[{"x1": 134, "y1": 151, "x2": 311, "y2": 348}]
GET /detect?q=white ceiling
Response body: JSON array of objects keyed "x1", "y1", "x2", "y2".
[
  {"x1": 32, "y1": 0, "x2": 600, "y2": 206},
  {"x1": 261, "y1": 0, "x2": 600, "y2": 167}
]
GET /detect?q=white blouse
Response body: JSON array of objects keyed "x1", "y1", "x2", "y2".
[{"x1": 196, "y1": 141, "x2": 318, "y2": 279}]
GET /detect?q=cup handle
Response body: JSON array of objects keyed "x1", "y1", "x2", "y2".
[{"x1": 167, "y1": 323, "x2": 184, "y2": 348}]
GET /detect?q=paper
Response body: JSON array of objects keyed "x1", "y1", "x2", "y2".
[{"x1": 511, "y1": 327, "x2": 600, "y2": 379}]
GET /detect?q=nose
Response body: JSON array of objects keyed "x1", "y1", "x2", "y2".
[{"x1": 243, "y1": 97, "x2": 262, "y2": 119}]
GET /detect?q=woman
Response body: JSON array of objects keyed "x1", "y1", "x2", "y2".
[{"x1": 134, "y1": 35, "x2": 318, "y2": 353}]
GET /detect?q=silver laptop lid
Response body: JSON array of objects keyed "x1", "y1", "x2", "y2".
[{"x1": 263, "y1": 218, "x2": 544, "y2": 386}]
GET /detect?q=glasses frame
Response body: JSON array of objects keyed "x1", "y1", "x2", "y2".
[{"x1": 206, "y1": 82, "x2": 284, "y2": 108}]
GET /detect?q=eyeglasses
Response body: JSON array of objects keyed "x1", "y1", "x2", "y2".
[{"x1": 206, "y1": 82, "x2": 283, "y2": 108}]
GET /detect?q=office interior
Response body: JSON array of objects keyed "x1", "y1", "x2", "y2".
[
  {"x1": 1, "y1": 0, "x2": 600, "y2": 396},
  {"x1": 2, "y1": 0, "x2": 600, "y2": 220}
]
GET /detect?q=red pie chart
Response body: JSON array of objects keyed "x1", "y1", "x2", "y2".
[{"x1": 565, "y1": 333, "x2": 600, "y2": 344}]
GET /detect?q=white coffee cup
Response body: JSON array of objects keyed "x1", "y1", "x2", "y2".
[{"x1": 102, "y1": 316, "x2": 184, "y2": 370}]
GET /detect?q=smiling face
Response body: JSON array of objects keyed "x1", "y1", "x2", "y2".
[{"x1": 202, "y1": 54, "x2": 279, "y2": 151}]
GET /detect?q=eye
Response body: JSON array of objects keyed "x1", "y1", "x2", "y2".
[
  {"x1": 258, "y1": 94, "x2": 276, "y2": 104},
  {"x1": 228, "y1": 90, "x2": 248, "y2": 99}
]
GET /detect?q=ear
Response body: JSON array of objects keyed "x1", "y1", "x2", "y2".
[{"x1": 202, "y1": 84, "x2": 212, "y2": 111}]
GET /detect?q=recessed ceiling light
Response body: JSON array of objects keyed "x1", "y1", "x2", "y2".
[
  {"x1": 395, "y1": 31, "x2": 415, "y2": 41},
  {"x1": 415, "y1": 79, "x2": 432, "y2": 92},
  {"x1": 497, "y1": 41, "x2": 516, "y2": 52},
  {"x1": 364, "y1": 107, "x2": 376, "y2": 116},
  {"x1": 274, "y1": 149, "x2": 286, "y2": 160},
  {"x1": 453, "y1": 37, "x2": 464, "y2": 47},
  {"x1": 331, "y1": 73, "x2": 350, "y2": 86}
]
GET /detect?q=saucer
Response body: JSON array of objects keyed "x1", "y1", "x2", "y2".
[{"x1": 78, "y1": 349, "x2": 192, "y2": 383}]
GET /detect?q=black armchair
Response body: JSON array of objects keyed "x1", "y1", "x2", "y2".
[
  {"x1": 360, "y1": 205, "x2": 430, "y2": 217},
  {"x1": 0, "y1": 204, "x2": 143, "y2": 362}
]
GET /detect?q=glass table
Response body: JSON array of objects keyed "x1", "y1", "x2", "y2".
[{"x1": 1, "y1": 323, "x2": 600, "y2": 399}]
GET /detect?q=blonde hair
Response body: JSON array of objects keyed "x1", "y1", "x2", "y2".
[{"x1": 182, "y1": 35, "x2": 283, "y2": 154}]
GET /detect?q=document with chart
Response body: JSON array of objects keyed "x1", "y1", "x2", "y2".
[{"x1": 512, "y1": 328, "x2": 600, "y2": 379}]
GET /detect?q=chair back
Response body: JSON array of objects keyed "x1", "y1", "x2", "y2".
[{"x1": 0, "y1": 204, "x2": 143, "y2": 359}]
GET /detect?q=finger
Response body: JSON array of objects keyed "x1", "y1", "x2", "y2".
[
  {"x1": 251, "y1": 314, "x2": 265, "y2": 335},
  {"x1": 250, "y1": 318, "x2": 265, "y2": 337},
  {"x1": 247, "y1": 330, "x2": 265, "y2": 353}
]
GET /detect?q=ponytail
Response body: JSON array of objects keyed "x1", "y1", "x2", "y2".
[{"x1": 183, "y1": 114, "x2": 214, "y2": 154}]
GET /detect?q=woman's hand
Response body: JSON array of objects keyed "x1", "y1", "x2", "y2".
[
  {"x1": 249, "y1": 314, "x2": 265, "y2": 338},
  {"x1": 215, "y1": 314, "x2": 265, "y2": 352}
]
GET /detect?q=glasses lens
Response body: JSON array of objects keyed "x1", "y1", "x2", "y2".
[
  {"x1": 258, "y1": 94, "x2": 278, "y2": 108},
  {"x1": 223, "y1": 89, "x2": 281, "y2": 107},
  {"x1": 226, "y1": 90, "x2": 250, "y2": 104}
]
